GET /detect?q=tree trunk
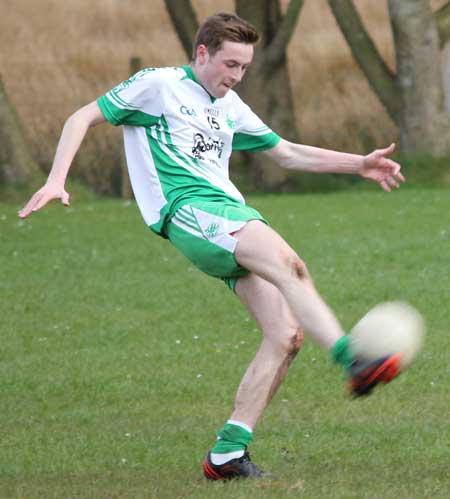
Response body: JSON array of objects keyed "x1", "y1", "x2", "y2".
[
  {"x1": 436, "y1": 0, "x2": 450, "y2": 48},
  {"x1": 235, "y1": 0, "x2": 302, "y2": 190},
  {"x1": 330, "y1": 0, "x2": 450, "y2": 156},
  {"x1": 442, "y1": 41, "x2": 450, "y2": 112},
  {"x1": 236, "y1": 45, "x2": 300, "y2": 190},
  {"x1": 327, "y1": 0, "x2": 401, "y2": 123},
  {"x1": 164, "y1": 0, "x2": 304, "y2": 190},
  {"x1": 389, "y1": 0, "x2": 450, "y2": 155},
  {"x1": 0, "y1": 77, "x2": 43, "y2": 185},
  {"x1": 165, "y1": 0, "x2": 199, "y2": 60}
]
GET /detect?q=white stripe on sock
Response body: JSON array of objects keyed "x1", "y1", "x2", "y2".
[
  {"x1": 210, "y1": 450, "x2": 245, "y2": 465},
  {"x1": 227, "y1": 419, "x2": 253, "y2": 434}
]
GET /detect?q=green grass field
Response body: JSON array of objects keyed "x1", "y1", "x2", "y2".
[{"x1": 1, "y1": 188, "x2": 449, "y2": 498}]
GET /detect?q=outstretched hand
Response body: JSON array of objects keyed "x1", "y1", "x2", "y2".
[
  {"x1": 18, "y1": 183, "x2": 70, "y2": 219},
  {"x1": 360, "y1": 143, "x2": 405, "y2": 192}
]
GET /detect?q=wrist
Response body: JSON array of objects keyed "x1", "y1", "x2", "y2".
[
  {"x1": 353, "y1": 155, "x2": 365, "y2": 175},
  {"x1": 45, "y1": 177, "x2": 66, "y2": 190}
]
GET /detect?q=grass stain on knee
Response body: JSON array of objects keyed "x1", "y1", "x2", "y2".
[
  {"x1": 266, "y1": 328, "x2": 304, "y2": 405},
  {"x1": 290, "y1": 328, "x2": 304, "y2": 355},
  {"x1": 292, "y1": 259, "x2": 308, "y2": 280}
]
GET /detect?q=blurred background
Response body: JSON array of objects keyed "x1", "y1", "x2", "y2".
[{"x1": 1, "y1": 0, "x2": 449, "y2": 197}]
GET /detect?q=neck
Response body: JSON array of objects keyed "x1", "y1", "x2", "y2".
[{"x1": 186, "y1": 63, "x2": 216, "y2": 100}]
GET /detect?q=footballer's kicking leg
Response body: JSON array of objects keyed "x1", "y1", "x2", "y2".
[
  {"x1": 203, "y1": 220, "x2": 400, "y2": 480},
  {"x1": 234, "y1": 220, "x2": 401, "y2": 395},
  {"x1": 203, "y1": 273, "x2": 303, "y2": 480},
  {"x1": 235, "y1": 220, "x2": 345, "y2": 349}
]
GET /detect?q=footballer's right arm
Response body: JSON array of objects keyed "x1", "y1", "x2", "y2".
[{"x1": 18, "y1": 101, "x2": 106, "y2": 219}]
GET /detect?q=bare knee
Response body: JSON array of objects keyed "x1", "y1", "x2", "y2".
[
  {"x1": 272, "y1": 325, "x2": 304, "y2": 358},
  {"x1": 288, "y1": 254, "x2": 310, "y2": 281},
  {"x1": 288, "y1": 327, "x2": 304, "y2": 357}
]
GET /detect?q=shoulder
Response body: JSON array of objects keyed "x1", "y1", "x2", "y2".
[
  {"x1": 113, "y1": 67, "x2": 184, "y2": 91},
  {"x1": 222, "y1": 90, "x2": 256, "y2": 123},
  {"x1": 226, "y1": 89, "x2": 247, "y2": 108},
  {"x1": 108, "y1": 67, "x2": 186, "y2": 102},
  {"x1": 128, "y1": 66, "x2": 184, "y2": 84},
  {"x1": 219, "y1": 90, "x2": 250, "y2": 119}
]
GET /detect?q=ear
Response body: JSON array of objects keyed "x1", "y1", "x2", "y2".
[{"x1": 196, "y1": 44, "x2": 208, "y2": 64}]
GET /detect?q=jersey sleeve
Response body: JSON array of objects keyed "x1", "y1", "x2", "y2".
[
  {"x1": 97, "y1": 68, "x2": 164, "y2": 127},
  {"x1": 231, "y1": 95, "x2": 281, "y2": 153}
]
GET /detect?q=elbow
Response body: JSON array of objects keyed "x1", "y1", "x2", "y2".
[
  {"x1": 65, "y1": 110, "x2": 90, "y2": 131},
  {"x1": 271, "y1": 140, "x2": 297, "y2": 170},
  {"x1": 66, "y1": 102, "x2": 104, "y2": 129},
  {"x1": 277, "y1": 155, "x2": 296, "y2": 170}
]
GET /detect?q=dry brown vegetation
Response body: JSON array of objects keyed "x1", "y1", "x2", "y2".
[{"x1": 0, "y1": 1, "x2": 442, "y2": 193}]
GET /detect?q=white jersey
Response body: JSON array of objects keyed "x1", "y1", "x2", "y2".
[{"x1": 97, "y1": 66, "x2": 280, "y2": 236}]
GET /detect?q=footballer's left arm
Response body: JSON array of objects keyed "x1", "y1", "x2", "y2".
[{"x1": 263, "y1": 138, "x2": 405, "y2": 192}]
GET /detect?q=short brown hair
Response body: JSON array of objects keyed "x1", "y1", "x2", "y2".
[{"x1": 192, "y1": 12, "x2": 260, "y2": 60}]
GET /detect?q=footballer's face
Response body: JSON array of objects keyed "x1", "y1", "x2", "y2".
[{"x1": 193, "y1": 41, "x2": 254, "y2": 98}]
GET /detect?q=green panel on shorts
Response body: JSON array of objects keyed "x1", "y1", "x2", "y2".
[
  {"x1": 166, "y1": 222, "x2": 249, "y2": 279},
  {"x1": 188, "y1": 199, "x2": 266, "y2": 224},
  {"x1": 222, "y1": 276, "x2": 240, "y2": 292},
  {"x1": 165, "y1": 199, "x2": 268, "y2": 290}
]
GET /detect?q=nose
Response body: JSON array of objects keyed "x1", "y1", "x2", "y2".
[{"x1": 231, "y1": 66, "x2": 245, "y2": 84}]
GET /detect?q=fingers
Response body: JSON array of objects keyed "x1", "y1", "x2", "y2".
[
  {"x1": 388, "y1": 161, "x2": 405, "y2": 186},
  {"x1": 388, "y1": 159, "x2": 401, "y2": 176},
  {"x1": 18, "y1": 186, "x2": 69, "y2": 218},
  {"x1": 33, "y1": 192, "x2": 53, "y2": 212},
  {"x1": 397, "y1": 171, "x2": 405, "y2": 183},
  {"x1": 18, "y1": 191, "x2": 45, "y2": 219},
  {"x1": 381, "y1": 155, "x2": 404, "y2": 190},
  {"x1": 379, "y1": 171, "x2": 404, "y2": 192},
  {"x1": 387, "y1": 142, "x2": 396, "y2": 154},
  {"x1": 61, "y1": 191, "x2": 70, "y2": 206},
  {"x1": 364, "y1": 142, "x2": 404, "y2": 193},
  {"x1": 375, "y1": 142, "x2": 395, "y2": 158},
  {"x1": 386, "y1": 176, "x2": 400, "y2": 189},
  {"x1": 380, "y1": 180, "x2": 391, "y2": 193}
]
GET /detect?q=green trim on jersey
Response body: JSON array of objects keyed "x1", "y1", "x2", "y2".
[
  {"x1": 232, "y1": 131, "x2": 281, "y2": 152},
  {"x1": 97, "y1": 95, "x2": 160, "y2": 127},
  {"x1": 145, "y1": 123, "x2": 247, "y2": 232},
  {"x1": 182, "y1": 65, "x2": 216, "y2": 103}
]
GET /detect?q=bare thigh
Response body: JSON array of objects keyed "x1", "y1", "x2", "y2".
[
  {"x1": 234, "y1": 220, "x2": 310, "y2": 286},
  {"x1": 234, "y1": 219, "x2": 344, "y2": 349}
]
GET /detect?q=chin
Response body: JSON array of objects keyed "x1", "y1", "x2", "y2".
[{"x1": 216, "y1": 87, "x2": 230, "y2": 98}]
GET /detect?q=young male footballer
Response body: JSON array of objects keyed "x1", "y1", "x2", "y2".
[{"x1": 19, "y1": 12, "x2": 405, "y2": 480}]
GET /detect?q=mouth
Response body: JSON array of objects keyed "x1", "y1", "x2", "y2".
[{"x1": 214, "y1": 82, "x2": 234, "y2": 97}]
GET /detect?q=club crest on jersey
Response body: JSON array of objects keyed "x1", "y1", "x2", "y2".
[
  {"x1": 192, "y1": 133, "x2": 224, "y2": 160},
  {"x1": 226, "y1": 114, "x2": 236, "y2": 129}
]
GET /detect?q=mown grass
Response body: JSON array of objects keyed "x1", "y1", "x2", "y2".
[{"x1": 1, "y1": 188, "x2": 449, "y2": 498}]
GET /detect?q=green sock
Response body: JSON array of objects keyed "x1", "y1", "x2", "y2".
[
  {"x1": 211, "y1": 423, "x2": 253, "y2": 454},
  {"x1": 331, "y1": 335, "x2": 354, "y2": 371}
]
